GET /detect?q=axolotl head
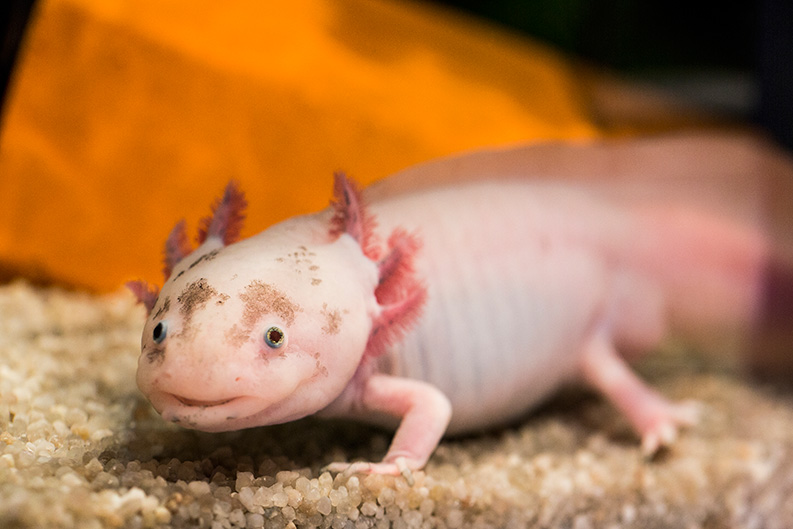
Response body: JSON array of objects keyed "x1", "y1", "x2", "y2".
[{"x1": 128, "y1": 175, "x2": 425, "y2": 432}]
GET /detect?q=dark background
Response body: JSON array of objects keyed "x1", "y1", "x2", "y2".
[
  {"x1": 434, "y1": 0, "x2": 791, "y2": 150},
  {"x1": 436, "y1": 0, "x2": 757, "y2": 71},
  {"x1": 1, "y1": 0, "x2": 791, "y2": 149}
]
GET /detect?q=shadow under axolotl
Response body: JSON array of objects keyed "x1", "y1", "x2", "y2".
[
  {"x1": 115, "y1": 387, "x2": 622, "y2": 484},
  {"x1": 115, "y1": 337, "x2": 788, "y2": 485}
]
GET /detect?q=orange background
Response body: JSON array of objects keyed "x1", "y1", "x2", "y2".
[{"x1": 0, "y1": 0, "x2": 688, "y2": 291}]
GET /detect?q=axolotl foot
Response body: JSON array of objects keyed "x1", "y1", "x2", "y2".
[
  {"x1": 322, "y1": 374, "x2": 450, "y2": 484},
  {"x1": 639, "y1": 399, "x2": 702, "y2": 456},
  {"x1": 324, "y1": 457, "x2": 417, "y2": 486},
  {"x1": 580, "y1": 333, "x2": 703, "y2": 456}
]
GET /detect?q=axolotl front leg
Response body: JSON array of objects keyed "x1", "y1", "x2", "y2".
[{"x1": 323, "y1": 374, "x2": 452, "y2": 477}]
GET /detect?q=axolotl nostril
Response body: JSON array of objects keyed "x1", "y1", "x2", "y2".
[{"x1": 128, "y1": 138, "x2": 782, "y2": 476}]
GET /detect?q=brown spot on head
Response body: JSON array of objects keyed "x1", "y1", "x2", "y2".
[
  {"x1": 225, "y1": 324, "x2": 249, "y2": 348},
  {"x1": 178, "y1": 278, "x2": 218, "y2": 319},
  {"x1": 223, "y1": 281, "x2": 302, "y2": 348},
  {"x1": 240, "y1": 280, "x2": 300, "y2": 327},
  {"x1": 311, "y1": 278, "x2": 322, "y2": 286},
  {"x1": 313, "y1": 352, "x2": 328, "y2": 377},
  {"x1": 278, "y1": 247, "x2": 321, "y2": 276},
  {"x1": 176, "y1": 278, "x2": 227, "y2": 338},
  {"x1": 321, "y1": 304, "x2": 342, "y2": 335}
]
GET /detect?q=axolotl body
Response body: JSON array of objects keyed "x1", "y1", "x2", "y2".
[{"x1": 129, "y1": 138, "x2": 775, "y2": 475}]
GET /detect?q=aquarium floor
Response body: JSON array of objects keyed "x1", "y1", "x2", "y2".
[{"x1": 1, "y1": 281, "x2": 792, "y2": 528}]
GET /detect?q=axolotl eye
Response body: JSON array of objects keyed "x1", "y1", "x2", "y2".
[
  {"x1": 264, "y1": 326, "x2": 285, "y2": 348},
  {"x1": 152, "y1": 321, "x2": 168, "y2": 344}
]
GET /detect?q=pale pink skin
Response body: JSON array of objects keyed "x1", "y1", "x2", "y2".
[
  {"x1": 136, "y1": 135, "x2": 783, "y2": 476},
  {"x1": 137, "y1": 213, "x2": 380, "y2": 432}
]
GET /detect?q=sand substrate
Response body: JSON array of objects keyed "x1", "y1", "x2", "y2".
[{"x1": 1, "y1": 281, "x2": 792, "y2": 528}]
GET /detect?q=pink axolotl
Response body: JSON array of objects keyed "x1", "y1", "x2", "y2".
[{"x1": 129, "y1": 134, "x2": 793, "y2": 476}]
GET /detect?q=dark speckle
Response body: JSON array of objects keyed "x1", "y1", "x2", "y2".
[
  {"x1": 188, "y1": 248, "x2": 221, "y2": 270},
  {"x1": 153, "y1": 296, "x2": 171, "y2": 319},
  {"x1": 311, "y1": 278, "x2": 322, "y2": 286},
  {"x1": 145, "y1": 345, "x2": 165, "y2": 364}
]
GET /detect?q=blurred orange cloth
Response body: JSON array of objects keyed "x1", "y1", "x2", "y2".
[{"x1": 0, "y1": 0, "x2": 599, "y2": 291}]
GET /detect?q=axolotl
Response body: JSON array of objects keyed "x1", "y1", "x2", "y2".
[{"x1": 129, "y1": 135, "x2": 789, "y2": 475}]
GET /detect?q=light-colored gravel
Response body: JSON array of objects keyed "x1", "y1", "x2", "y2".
[{"x1": 1, "y1": 281, "x2": 792, "y2": 528}]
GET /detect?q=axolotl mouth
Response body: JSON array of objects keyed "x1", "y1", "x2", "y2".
[
  {"x1": 153, "y1": 392, "x2": 267, "y2": 430},
  {"x1": 173, "y1": 395, "x2": 239, "y2": 408}
]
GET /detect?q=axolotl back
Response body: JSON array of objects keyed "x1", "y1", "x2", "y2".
[{"x1": 129, "y1": 141, "x2": 777, "y2": 475}]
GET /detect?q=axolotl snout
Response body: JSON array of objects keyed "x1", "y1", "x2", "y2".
[{"x1": 130, "y1": 139, "x2": 779, "y2": 475}]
